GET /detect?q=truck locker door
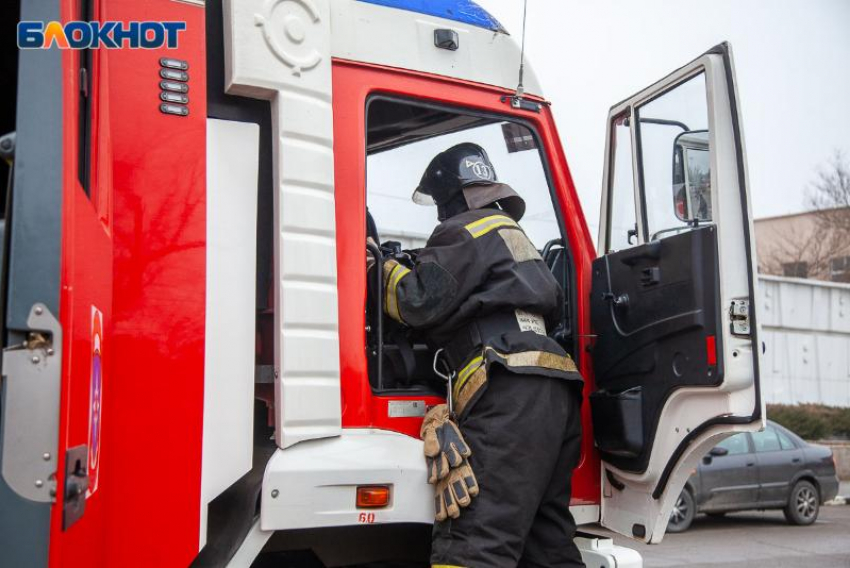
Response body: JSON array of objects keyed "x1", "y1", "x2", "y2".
[
  {"x1": 1, "y1": 0, "x2": 112, "y2": 564},
  {"x1": 591, "y1": 43, "x2": 763, "y2": 543}
]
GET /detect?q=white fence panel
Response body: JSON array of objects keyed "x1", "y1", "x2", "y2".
[{"x1": 760, "y1": 275, "x2": 850, "y2": 407}]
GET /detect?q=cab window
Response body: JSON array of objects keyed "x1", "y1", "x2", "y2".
[
  {"x1": 364, "y1": 97, "x2": 574, "y2": 392},
  {"x1": 367, "y1": 109, "x2": 558, "y2": 248}
]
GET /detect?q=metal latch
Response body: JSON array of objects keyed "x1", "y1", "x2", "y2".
[
  {"x1": 0, "y1": 303, "x2": 62, "y2": 503},
  {"x1": 729, "y1": 299, "x2": 751, "y2": 336},
  {"x1": 63, "y1": 445, "x2": 89, "y2": 530}
]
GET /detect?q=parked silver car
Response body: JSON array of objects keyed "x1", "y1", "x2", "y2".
[{"x1": 668, "y1": 420, "x2": 840, "y2": 532}]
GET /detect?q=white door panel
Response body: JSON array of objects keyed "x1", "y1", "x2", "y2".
[{"x1": 593, "y1": 43, "x2": 764, "y2": 543}]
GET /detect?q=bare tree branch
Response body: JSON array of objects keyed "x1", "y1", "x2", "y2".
[{"x1": 761, "y1": 150, "x2": 850, "y2": 279}]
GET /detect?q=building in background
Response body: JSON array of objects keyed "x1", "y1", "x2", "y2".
[{"x1": 756, "y1": 208, "x2": 850, "y2": 281}]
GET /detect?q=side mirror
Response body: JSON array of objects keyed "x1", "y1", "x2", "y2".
[
  {"x1": 672, "y1": 130, "x2": 711, "y2": 223},
  {"x1": 709, "y1": 446, "x2": 729, "y2": 457}
]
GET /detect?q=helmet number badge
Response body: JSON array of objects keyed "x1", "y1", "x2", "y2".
[{"x1": 465, "y1": 159, "x2": 494, "y2": 181}]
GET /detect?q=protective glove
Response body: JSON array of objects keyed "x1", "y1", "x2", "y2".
[
  {"x1": 421, "y1": 404, "x2": 471, "y2": 484},
  {"x1": 366, "y1": 237, "x2": 378, "y2": 272},
  {"x1": 434, "y1": 457, "x2": 480, "y2": 522}
]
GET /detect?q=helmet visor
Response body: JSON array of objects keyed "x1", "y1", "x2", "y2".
[{"x1": 412, "y1": 186, "x2": 436, "y2": 206}]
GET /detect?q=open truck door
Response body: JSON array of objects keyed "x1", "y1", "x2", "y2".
[{"x1": 591, "y1": 43, "x2": 764, "y2": 543}]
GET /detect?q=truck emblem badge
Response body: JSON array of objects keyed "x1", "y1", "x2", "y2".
[
  {"x1": 255, "y1": 0, "x2": 323, "y2": 77},
  {"x1": 87, "y1": 306, "x2": 104, "y2": 497}
]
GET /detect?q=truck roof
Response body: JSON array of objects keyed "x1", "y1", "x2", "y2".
[
  {"x1": 330, "y1": 0, "x2": 543, "y2": 97},
  {"x1": 357, "y1": 0, "x2": 508, "y2": 33}
]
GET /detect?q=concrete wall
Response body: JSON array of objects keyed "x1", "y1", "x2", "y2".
[
  {"x1": 817, "y1": 441, "x2": 850, "y2": 480},
  {"x1": 759, "y1": 275, "x2": 850, "y2": 407}
]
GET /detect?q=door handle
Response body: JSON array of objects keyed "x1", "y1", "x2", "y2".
[
  {"x1": 746, "y1": 462, "x2": 755, "y2": 467},
  {"x1": 792, "y1": 458, "x2": 801, "y2": 463},
  {"x1": 620, "y1": 240, "x2": 662, "y2": 265},
  {"x1": 640, "y1": 266, "x2": 661, "y2": 286},
  {"x1": 602, "y1": 292, "x2": 630, "y2": 312}
]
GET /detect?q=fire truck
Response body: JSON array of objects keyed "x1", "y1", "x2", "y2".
[{"x1": 0, "y1": 0, "x2": 764, "y2": 566}]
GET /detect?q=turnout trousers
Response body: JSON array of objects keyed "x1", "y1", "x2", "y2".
[{"x1": 431, "y1": 367, "x2": 585, "y2": 568}]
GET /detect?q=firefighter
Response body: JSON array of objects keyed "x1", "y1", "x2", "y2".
[{"x1": 369, "y1": 143, "x2": 585, "y2": 568}]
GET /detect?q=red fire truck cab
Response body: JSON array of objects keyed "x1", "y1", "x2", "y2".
[{"x1": 0, "y1": 0, "x2": 763, "y2": 566}]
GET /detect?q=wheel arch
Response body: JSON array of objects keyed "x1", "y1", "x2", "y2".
[{"x1": 790, "y1": 472, "x2": 821, "y2": 502}]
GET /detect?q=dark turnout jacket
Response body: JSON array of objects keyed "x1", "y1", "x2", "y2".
[{"x1": 381, "y1": 208, "x2": 583, "y2": 415}]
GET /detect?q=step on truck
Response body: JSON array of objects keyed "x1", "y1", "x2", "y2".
[{"x1": 0, "y1": 0, "x2": 764, "y2": 566}]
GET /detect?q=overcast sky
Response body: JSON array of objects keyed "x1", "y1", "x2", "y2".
[{"x1": 476, "y1": 0, "x2": 850, "y2": 235}]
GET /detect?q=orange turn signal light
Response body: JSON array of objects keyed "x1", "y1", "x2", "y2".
[{"x1": 356, "y1": 485, "x2": 391, "y2": 508}]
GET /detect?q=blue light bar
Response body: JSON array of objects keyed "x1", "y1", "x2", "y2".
[{"x1": 357, "y1": 0, "x2": 507, "y2": 33}]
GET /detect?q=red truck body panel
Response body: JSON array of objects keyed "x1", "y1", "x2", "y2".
[{"x1": 49, "y1": 1, "x2": 207, "y2": 566}]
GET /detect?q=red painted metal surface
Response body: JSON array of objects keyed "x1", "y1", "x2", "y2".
[
  {"x1": 49, "y1": 1, "x2": 114, "y2": 565},
  {"x1": 332, "y1": 60, "x2": 600, "y2": 505},
  {"x1": 49, "y1": 0, "x2": 208, "y2": 566}
]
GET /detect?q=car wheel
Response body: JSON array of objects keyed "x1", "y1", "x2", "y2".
[
  {"x1": 667, "y1": 488, "x2": 695, "y2": 533},
  {"x1": 784, "y1": 480, "x2": 819, "y2": 526}
]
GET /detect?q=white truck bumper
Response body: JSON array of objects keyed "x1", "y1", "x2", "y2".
[
  {"x1": 576, "y1": 533, "x2": 643, "y2": 568},
  {"x1": 260, "y1": 428, "x2": 432, "y2": 530}
]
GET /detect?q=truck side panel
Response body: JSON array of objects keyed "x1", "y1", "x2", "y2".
[{"x1": 47, "y1": 1, "x2": 209, "y2": 566}]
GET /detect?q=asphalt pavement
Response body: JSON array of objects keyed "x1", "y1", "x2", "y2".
[{"x1": 590, "y1": 500, "x2": 850, "y2": 568}]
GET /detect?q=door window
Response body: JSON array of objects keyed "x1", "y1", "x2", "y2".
[
  {"x1": 635, "y1": 72, "x2": 711, "y2": 242},
  {"x1": 606, "y1": 112, "x2": 637, "y2": 252},
  {"x1": 715, "y1": 433, "x2": 749, "y2": 455},
  {"x1": 751, "y1": 427, "x2": 782, "y2": 453},
  {"x1": 776, "y1": 428, "x2": 797, "y2": 450}
]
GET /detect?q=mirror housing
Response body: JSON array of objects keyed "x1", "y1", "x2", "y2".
[
  {"x1": 709, "y1": 446, "x2": 729, "y2": 457},
  {"x1": 672, "y1": 130, "x2": 711, "y2": 223}
]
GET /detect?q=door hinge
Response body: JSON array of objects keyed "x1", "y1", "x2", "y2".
[
  {"x1": 729, "y1": 299, "x2": 751, "y2": 336},
  {"x1": 0, "y1": 303, "x2": 62, "y2": 503},
  {"x1": 63, "y1": 445, "x2": 89, "y2": 530}
]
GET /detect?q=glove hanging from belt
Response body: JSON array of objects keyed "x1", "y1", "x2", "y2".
[
  {"x1": 434, "y1": 457, "x2": 479, "y2": 522},
  {"x1": 421, "y1": 404, "x2": 479, "y2": 520},
  {"x1": 421, "y1": 404, "x2": 471, "y2": 483}
]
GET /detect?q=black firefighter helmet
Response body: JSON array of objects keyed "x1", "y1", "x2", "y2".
[{"x1": 412, "y1": 142, "x2": 526, "y2": 222}]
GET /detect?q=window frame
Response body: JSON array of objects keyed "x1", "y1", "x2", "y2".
[
  {"x1": 77, "y1": 0, "x2": 94, "y2": 197},
  {"x1": 830, "y1": 255, "x2": 850, "y2": 281},
  {"x1": 363, "y1": 93, "x2": 580, "y2": 391},
  {"x1": 782, "y1": 261, "x2": 809, "y2": 278},
  {"x1": 604, "y1": 108, "x2": 639, "y2": 253},
  {"x1": 633, "y1": 69, "x2": 713, "y2": 244}
]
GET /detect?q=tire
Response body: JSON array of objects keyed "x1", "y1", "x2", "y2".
[
  {"x1": 667, "y1": 488, "x2": 696, "y2": 533},
  {"x1": 784, "y1": 480, "x2": 819, "y2": 525}
]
